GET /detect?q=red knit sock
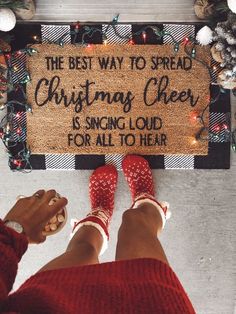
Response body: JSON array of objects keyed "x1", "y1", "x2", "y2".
[
  {"x1": 89, "y1": 165, "x2": 118, "y2": 213},
  {"x1": 122, "y1": 155, "x2": 171, "y2": 229},
  {"x1": 122, "y1": 155, "x2": 155, "y2": 201},
  {"x1": 72, "y1": 165, "x2": 118, "y2": 255}
]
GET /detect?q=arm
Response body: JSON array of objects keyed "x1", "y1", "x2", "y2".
[
  {"x1": 0, "y1": 189, "x2": 67, "y2": 307},
  {"x1": 0, "y1": 219, "x2": 28, "y2": 304}
]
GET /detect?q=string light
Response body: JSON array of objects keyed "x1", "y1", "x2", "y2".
[
  {"x1": 183, "y1": 37, "x2": 189, "y2": 44},
  {"x1": 20, "y1": 74, "x2": 31, "y2": 84},
  {"x1": 13, "y1": 159, "x2": 22, "y2": 167},
  {"x1": 6, "y1": 122, "x2": 11, "y2": 133},
  {"x1": 16, "y1": 127, "x2": 22, "y2": 135},
  {"x1": 142, "y1": 31, "x2": 147, "y2": 43},
  {"x1": 103, "y1": 34, "x2": 108, "y2": 45},
  {"x1": 214, "y1": 125, "x2": 221, "y2": 132},
  {"x1": 74, "y1": 23, "x2": 80, "y2": 31},
  {"x1": 190, "y1": 111, "x2": 201, "y2": 123},
  {"x1": 112, "y1": 14, "x2": 120, "y2": 24},
  {"x1": 28, "y1": 47, "x2": 38, "y2": 54},
  {"x1": 174, "y1": 43, "x2": 179, "y2": 52},
  {"x1": 191, "y1": 48, "x2": 196, "y2": 58}
]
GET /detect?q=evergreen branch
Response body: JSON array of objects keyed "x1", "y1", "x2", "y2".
[
  {"x1": 0, "y1": 0, "x2": 29, "y2": 9},
  {"x1": 0, "y1": 32, "x2": 14, "y2": 43},
  {"x1": 215, "y1": 3, "x2": 229, "y2": 12}
]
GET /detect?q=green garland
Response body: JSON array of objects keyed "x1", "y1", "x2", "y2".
[{"x1": 0, "y1": 0, "x2": 28, "y2": 9}]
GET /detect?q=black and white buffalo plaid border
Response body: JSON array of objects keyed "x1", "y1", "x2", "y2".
[{"x1": 8, "y1": 23, "x2": 231, "y2": 170}]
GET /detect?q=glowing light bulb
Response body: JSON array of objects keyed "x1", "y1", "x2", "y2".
[
  {"x1": 16, "y1": 128, "x2": 21, "y2": 135},
  {"x1": 13, "y1": 159, "x2": 21, "y2": 167},
  {"x1": 183, "y1": 37, "x2": 189, "y2": 44},
  {"x1": 75, "y1": 23, "x2": 80, "y2": 30},
  {"x1": 190, "y1": 111, "x2": 200, "y2": 123},
  {"x1": 174, "y1": 43, "x2": 179, "y2": 52},
  {"x1": 103, "y1": 33, "x2": 108, "y2": 45},
  {"x1": 142, "y1": 31, "x2": 147, "y2": 43},
  {"x1": 215, "y1": 125, "x2": 220, "y2": 132},
  {"x1": 206, "y1": 95, "x2": 210, "y2": 102}
]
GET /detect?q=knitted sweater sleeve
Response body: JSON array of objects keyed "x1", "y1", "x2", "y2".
[{"x1": 0, "y1": 219, "x2": 28, "y2": 306}]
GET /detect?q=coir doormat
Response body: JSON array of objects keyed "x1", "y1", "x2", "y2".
[{"x1": 6, "y1": 23, "x2": 231, "y2": 170}]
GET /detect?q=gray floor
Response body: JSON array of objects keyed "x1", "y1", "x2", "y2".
[{"x1": 0, "y1": 1, "x2": 236, "y2": 314}]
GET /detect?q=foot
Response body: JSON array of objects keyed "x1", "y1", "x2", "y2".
[
  {"x1": 89, "y1": 165, "x2": 118, "y2": 214},
  {"x1": 122, "y1": 155, "x2": 155, "y2": 201},
  {"x1": 122, "y1": 155, "x2": 170, "y2": 229},
  {"x1": 71, "y1": 165, "x2": 118, "y2": 256}
]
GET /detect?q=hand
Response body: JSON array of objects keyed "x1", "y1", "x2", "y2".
[{"x1": 3, "y1": 190, "x2": 68, "y2": 244}]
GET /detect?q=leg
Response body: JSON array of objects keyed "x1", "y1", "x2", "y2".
[
  {"x1": 115, "y1": 203, "x2": 169, "y2": 265},
  {"x1": 37, "y1": 165, "x2": 117, "y2": 273},
  {"x1": 37, "y1": 225, "x2": 103, "y2": 273}
]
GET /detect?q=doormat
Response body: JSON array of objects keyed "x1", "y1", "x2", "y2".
[
  {"x1": 3, "y1": 23, "x2": 231, "y2": 170},
  {"x1": 26, "y1": 44, "x2": 210, "y2": 155}
]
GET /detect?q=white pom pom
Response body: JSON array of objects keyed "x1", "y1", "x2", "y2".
[
  {"x1": 0, "y1": 8, "x2": 16, "y2": 32},
  {"x1": 228, "y1": 0, "x2": 236, "y2": 13},
  {"x1": 196, "y1": 26, "x2": 213, "y2": 46}
]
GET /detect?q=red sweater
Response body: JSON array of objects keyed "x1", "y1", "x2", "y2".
[{"x1": 0, "y1": 219, "x2": 196, "y2": 313}]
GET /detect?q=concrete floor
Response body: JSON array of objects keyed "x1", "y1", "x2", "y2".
[{"x1": 0, "y1": 1, "x2": 236, "y2": 314}]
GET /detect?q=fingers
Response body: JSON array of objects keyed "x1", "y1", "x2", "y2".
[
  {"x1": 17, "y1": 190, "x2": 45, "y2": 203},
  {"x1": 39, "y1": 233, "x2": 47, "y2": 244},
  {"x1": 33, "y1": 190, "x2": 45, "y2": 198},
  {"x1": 45, "y1": 197, "x2": 68, "y2": 220},
  {"x1": 48, "y1": 197, "x2": 68, "y2": 217},
  {"x1": 42, "y1": 190, "x2": 57, "y2": 203},
  {"x1": 19, "y1": 190, "x2": 57, "y2": 203}
]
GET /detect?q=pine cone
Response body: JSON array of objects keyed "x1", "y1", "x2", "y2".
[
  {"x1": 226, "y1": 35, "x2": 236, "y2": 45},
  {"x1": 13, "y1": 0, "x2": 35, "y2": 20},
  {"x1": 231, "y1": 50, "x2": 236, "y2": 58},
  {"x1": 215, "y1": 41, "x2": 225, "y2": 51},
  {"x1": 211, "y1": 43, "x2": 224, "y2": 63},
  {"x1": 218, "y1": 69, "x2": 236, "y2": 89},
  {"x1": 194, "y1": 0, "x2": 214, "y2": 19}
]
